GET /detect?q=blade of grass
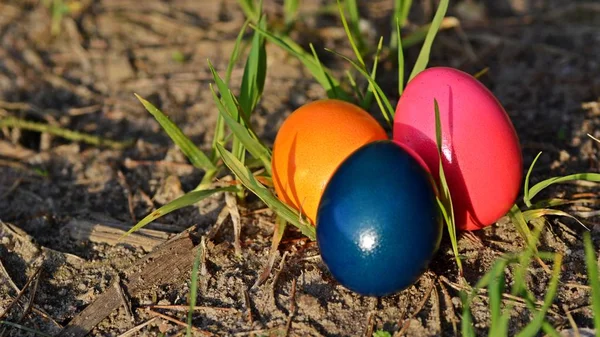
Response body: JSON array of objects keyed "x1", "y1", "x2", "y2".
[
  {"x1": 210, "y1": 85, "x2": 272, "y2": 174},
  {"x1": 309, "y1": 43, "x2": 342, "y2": 99},
  {"x1": 523, "y1": 152, "x2": 543, "y2": 207},
  {"x1": 522, "y1": 208, "x2": 589, "y2": 230},
  {"x1": 460, "y1": 296, "x2": 477, "y2": 337},
  {"x1": 135, "y1": 94, "x2": 215, "y2": 171},
  {"x1": 283, "y1": 0, "x2": 299, "y2": 28},
  {"x1": 583, "y1": 231, "x2": 600, "y2": 332},
  {"x1": 212, "y1": 20, "x2": 251, "y2": 163},
  {"x1": 360, "y1": 36, "x2": 384, "y2": 109},
  {"x1": 217, "y1": 144, "x2": 316, "y2": 240},
  {"x1": 519, "y1": 287, "x2": 562, "y2": 337},
  {"x1": 0, "y1": 117, "x2": 133, "y2": 150},
  {"x1": 515, "y1": 254, "x2": 563, "y2": 337},
  {"x1": 250, "y1": 24, "x2": 350, "y2": 101},
  {"x1": 408, "y1": 0, "x2": 449, "y2": 81},
  {"x1": 510, "y1": 221, "x2": 545, "y2": 296},
  {"x1": 345, "y1": 70, "x2": 364, "y2": 102},
  {"x1": 528, "y1": 173, "x2": 600, "y2": 204},
  {"x1": 507, "y1": 204, "x2": 536, "y2": 252},
  {"x1": 396, "y1": 17, "x2": 405, "y2": 96},
  {"x1": 461, "y1": 257, "x2": 512, "y2": 337},
  {"x1": 488, "y1": 262, "x2": 508, "y2": 337},
  {"x1": 399, "y1": 0, "x2": 412, "y2": 26},
  {"x1": 342, "y1": 0, "x2": 365, "y2": 57},
  {"x1": 532, "y1": 198, "x2": 600, "y2": 209},
  {"x1": 239, "y1": 14, "x2": 267, "y2": 119},
  {"x1": 434, "y1": 99, "x2": 461, "y2": 272},
  {"x1": 209, "y1": 61, "x2": 263, "y2": 145},
  {"x1": 226, "y1": 20, "x2": 251, "y2": 85},
  {"x1": 402, "y1": 17, "x2": 459, "y2": 50},
  {"x1": 237, "y1": 0, "x2": 258, "y2": 22},
  {"x1": 186, "y1": 243, "x2": 204, "y2": 337},
  {"x1": 123, "y1": 186, "x2": 238, "y2": 237},
  {"x1": 325, "y1": 48, "x2": 394, "y2": 126},
  {"x1": 337, "y1": 0, "x2": 372, "y2": 104},
  {"x1": 207, "y1": 61, "x2": 246, "y2": 164},
  {"x1": 390, "y1": 0, "x2": 412, "y2": 49}
]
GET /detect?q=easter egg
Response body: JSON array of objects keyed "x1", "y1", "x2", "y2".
[
  {"x1": 272, "y1": 99, "x2": 387, "y2": 224},
  {"x1": 393, "y1": 67, "x2": 522, "y2": 231},
  {"x1": 316, "y1": 140, "x2": 442, "y2": 296}
]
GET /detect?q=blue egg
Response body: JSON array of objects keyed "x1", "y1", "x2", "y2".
[{"x1": 316, "y1": 140, "x2": 442, "y2": 296}]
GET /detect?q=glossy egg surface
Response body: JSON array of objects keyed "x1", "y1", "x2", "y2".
[
  {"x1": 272, "y1": 99, "x2": 387, "y2": 224},
  {"x1": 316, "y1": 140, "x2": 442, "y2": 296},
  {"x1": 393, "y1": 67, "x2": 522, "y2": 231}
]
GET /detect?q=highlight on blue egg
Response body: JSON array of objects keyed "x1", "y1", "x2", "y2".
[{"x1": 316, "y1": 140, "x2": 443, "y2": 297}]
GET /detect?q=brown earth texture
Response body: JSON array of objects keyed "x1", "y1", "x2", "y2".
[{"x1": 1, "y1": 0, "x2": 600, "y2": 336}]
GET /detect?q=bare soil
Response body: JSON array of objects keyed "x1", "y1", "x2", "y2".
[{"x1": 0, "y1": 0, "x2": 599, "y2": 336}]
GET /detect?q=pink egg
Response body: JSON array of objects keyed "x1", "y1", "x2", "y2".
[{"x1": 393, "y1": 67, "x2": 522, "y2": 231}]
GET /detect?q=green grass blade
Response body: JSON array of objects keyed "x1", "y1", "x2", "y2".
[
  {"x1": 408, "y1": 0, "x2": 449, "y2": 81},
  {"x1": 488, "y1": 262, "x2": 507, "y2": 337},
  {"x1": 522, "y1": 208, "x2": 588, "y2": 230},
  {"x1": 340, "y1": 0, "x2": 365, "y2": 60},
  {"x1": 515, "y1": 254, "x2": 563, "y2": 337},
  {"x1": 210, "y1": 85, "x2": 272, "y2": 174},
  {"x1": 507, "y1": 204, "x2": 536, "y2": 252},
  {"x1": 461, "y1": 257, "x2": 512, "y2": 337},
  {"x1": 532, "y1": 198, "x2": 600, "y2": 209},
  {"x1": 124, "y1": 186, "x2": 238, "y2": 236},
  {"x1": 309, "y1": 43, "x2": 342, "y2": 99},
  {"x1": 434, "y1": 99, "x2": 460, "y2": 272},
  {"x1": 135, "y1": 94, "x2": 215, "y2": 171},
  {"x1": 239, "y1": 15, "x2": 267, "y2": 119},
  {"x1": 283, "y1": 0, "x2": 299, "y2": 28},
  {"x1": 211, "y1": 117, "x2": 225, "y2": 163},
  {"x1": 346, "y1": 70, "x2": 364, "y2": 101},
  {"x1": 0, "y1": 116, "x2": 133, "y2": 150},
  {"x1": 217, "y1": 144, "x2": 316, "y2": 240},
  {"x1": 519, "y1": 286, "x2": 561, "y2": 337},
  {"x1": 207, "y1": 60, "x2": 246, "y2": 163},
  {"x1": 360, "y1": 36, "x2": 384, "y2": 109},
  {"x1": 396, "y1": 17, "x2": 405, "y2": 96},
  {"x1": 212, "y1": 20, "x2": 250, "y2": 162},
  {"x1": 584, "y1": 231, "x2": 600, "y2": 332},
  {"x1": 523, "y1": 152, "x2": 543, "y2": 207},
  {"x1": 528, "y1": 173, "x2": 600, "y2": 203},
  {"x1": 373, "y1": 330, "x2": 392, "y2": 337},
  {"x1": 510, "y1": 222, "x2": 545, "y2": 296},
  {"x1": 325, "y1": 48, "x2": 394, "y2": 126},
  {"x1": 237, "y1": 0, "x2": 258, "y2": 22},
  {"x1": 208, "y1": 61, "x2": 241, "y2": 124},
  {"x1": 460, "y1": 303, "x2": 476, "y2": 337},
  {"x1": 390, "y1": 0, "x2": 412, "y2": 49},
  {"x1": 250, "y1": 25, "x2": 350, "y2": 101},
  {"x1": 187, "y1": 244, "x2": 204, "y2": 337},
  {"x1": 400, "y1": 0, "x2": 412, "y2": 26},
  {"x1": 540, "y1": 323, "x2": 561, "y2": 337},
  {"x1": 226, "y1": 20, "x2": 250, "y2": 85}
]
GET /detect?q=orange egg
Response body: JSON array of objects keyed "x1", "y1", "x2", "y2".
[{"x1": 272, "y1": 99, "x2": 388, "y2": 224}]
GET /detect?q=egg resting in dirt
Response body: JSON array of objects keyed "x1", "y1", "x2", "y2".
[
  {"x1": 272, "y1": 99, "x2": 387, "y2": 224},
  {"x1": 393, "y1": 67, "x2": 522, "y2": 231},
  {"x1": 316, "y1": 140, "x2": 442, "y2": 296}
]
